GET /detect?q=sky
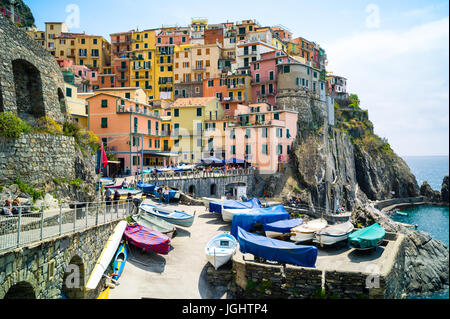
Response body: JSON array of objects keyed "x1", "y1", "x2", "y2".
[{"x1": 25, "y1": 0, "x2": 449, "y2": 156}]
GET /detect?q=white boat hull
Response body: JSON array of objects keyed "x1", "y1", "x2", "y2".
[
  {"x1": 290, "y1": 219, "x2": 328, "y2": 243},
  {"x1": 206, "y1": 251, "x2": 233, "y2": 270},
  {"x1": 221, "y1": 208, "x2": 252, "y2": 222},
  {"x1": 86, "y1": 220, "x2": 128, "y2": 290},
  {"x1": 265, "y1": 230, "x2": 287, "y2": 238},
  {"x1": 313, "y1": 233, "x2": 351, "y2": 245},
  {"x1": 290, "y1": 231, "x2": 316, "y2": 242}
]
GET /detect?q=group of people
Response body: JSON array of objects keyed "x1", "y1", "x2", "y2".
[
  {"x1": 156, "y1": 185, "x2": 172, "y2": 204},
  {"x1": 2, "y1": 198, "x2": 22, "y2": 217}
]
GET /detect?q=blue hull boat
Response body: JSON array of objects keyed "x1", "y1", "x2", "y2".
[
  {"x1": 237, "y1": 227, "x2": 318, "y2": 268},
  {"x1": 137, "y1": 182, "x2": 156, "y2": 194},
  {"x1": 112, "y1": 241, "x2": 127, "y2": 281},
  {"x1": 140, "y1": 203, "x2": 195, "y2": 227},
  {"x1": 153, "y1": 187, "x2": 181, "y2": 202},
  {"x1": 209, "y1": 198, "x2": 261, "y2": 213}
]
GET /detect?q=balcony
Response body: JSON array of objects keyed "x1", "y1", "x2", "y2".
[
  {"x1": 192, "y1": 66, "x2": 206, "y2": 71},
  {"x1": 228, "y1": 84, "x2": 246, "y2": 90},
  {"x1": 117, "y1": 76, "x2": 128, "y2": 82},
  {"x1": 112, "y1": 38, "x2": 131, "y2": 44},
  {"x1": 257, "y1": 90, "x2": 277, "y2": 97},
  {"x1": 116, "y1": 66, "x2": 129, "y2": 72}
]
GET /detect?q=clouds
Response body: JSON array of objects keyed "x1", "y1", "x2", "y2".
[{"x1": 324, "y1": 16, "x2": 449, "y2": 156}]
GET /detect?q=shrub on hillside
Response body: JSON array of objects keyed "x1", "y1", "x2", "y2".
[{"x1": 0, "y1": 112, "x2": 30, "y2": 138}]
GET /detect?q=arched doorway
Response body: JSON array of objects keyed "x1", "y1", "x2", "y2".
[
  {"x1": 3, "y1": 282, "x2": 36, "y2": 299},
  {"x1": 188, "y1": 185, "x2": 196, "y2": 196},
  {"x1": 58, "y1": 88, "x2": 67, "y2": 115},
  {"x1": 12, "y1": 59, "x2": 45, "y2": 120},
  {"x1": 210, "y1": 184, "x2": 217, "y2": 196},
  {"x1": 62, "y1": 255, "x2": 85, "y2": 299}
]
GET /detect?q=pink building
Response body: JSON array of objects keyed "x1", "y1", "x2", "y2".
[
  {"x1": 250, "y1": 50, "x2": 290, "y2": 106},
  {"x1": 225, "y1": 103, "x2": 298, "y2": 174},
  {"x1": 72, "y1": 65, "x2": 98, "y2": 83}
]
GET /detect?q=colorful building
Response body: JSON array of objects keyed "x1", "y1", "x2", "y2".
[
  {"x1": 110, "y1": 30, "x2": 134, "y2": 88},
  {"x1": 225, "y1": 103, "x2": 298, "y2": 174},
  {"x1": 75, "y1": 35, "x2": 111, "y2": 71},
  {"x1": 64, "y1": 82, "x2": 88, "y2": 129}
]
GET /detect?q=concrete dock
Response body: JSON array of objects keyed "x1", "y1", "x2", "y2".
[{"x1": 108, "y1": 199, "x2": 232, "y2": 299}]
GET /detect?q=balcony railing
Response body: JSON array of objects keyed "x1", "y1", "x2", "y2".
[
  {"x1": 117, "y1": 77, "x2": 128, "y2": 82},
  {"x1": 116, "y1": 66, "x2": 129, "y2": 72}
]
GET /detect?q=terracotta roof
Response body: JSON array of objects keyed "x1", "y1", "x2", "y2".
[{"x1": 172, "y1": 97, "x2": 217, "y2": 107}]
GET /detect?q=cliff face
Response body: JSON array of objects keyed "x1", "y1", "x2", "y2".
[
  {"x1": 267, "y1": 94, "x2": 419, "y2": 212},
  {"x1": 0, "y1": 0, "x2": 35, "y2": 27}
]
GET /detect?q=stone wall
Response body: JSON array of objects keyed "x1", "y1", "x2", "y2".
[
  {"x1": 0, "y1": 219, "x2": 122, "y2": 299},
  {"x1": 0, "y1": 14, "x2": 66, "y2": 123},
  {"x1": 0, "y1": 133, "x2": 76, "y2": 188},
  {"x1": 374, "y1": 197, "x2": 425, "y2": 211}
]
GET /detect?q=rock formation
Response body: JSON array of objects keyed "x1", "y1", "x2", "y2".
[
  {"x1": 351, "y1": 204, "x2": 449, "y2": 295},
  {"x1": 441, "y1": 175, "x2": 449, "y2": 203},
  {"x1": 419, "y1": 181, "x2": 442, "y2": 203}
]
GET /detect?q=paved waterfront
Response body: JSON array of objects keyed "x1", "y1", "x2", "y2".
[{"x1": 108, "y1": 199, "x2": 232, "y2": 299}]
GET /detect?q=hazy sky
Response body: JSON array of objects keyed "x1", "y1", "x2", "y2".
[{"x1": 25, "y1": 0, "x2": 449, "y2": 156}]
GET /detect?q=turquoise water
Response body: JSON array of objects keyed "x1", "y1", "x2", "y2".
[{"x1": 395, "y1": 156, "x2": 449, "y2": 299}]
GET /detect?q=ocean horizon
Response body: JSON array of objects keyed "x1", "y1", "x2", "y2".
[{"x1": 401, "y1": 155, "x2": 449, "y2": 191}]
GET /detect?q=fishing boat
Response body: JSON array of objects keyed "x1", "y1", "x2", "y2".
[
  {"x1": 153, "y1": 187, "x2": 181, "y2": 202},
  {"x1": 123, "y1": 224, "x2": 171, "y2": 255},
  {"x1": 205, "y1": 233, "x2": 238, "y2": 270},
  {"x1": 86, "y1": 220, "x2": 127, "y2": 290},
  {"x1": 140, "y1": 203, "x2": 195, "y2": 227},
  {"x1": 104, "y1": 183, "x2": 124, "y2": 189},
  {"x1": 237, "y1": 227, "x2": 318, "y2": 268},
  {"x1": 115, "y1": 188, "x2": 143, "y2": 196},
  {"x1": 349, "y1": 223, "x2": 386, "y2": 250},
  {"x1": 100, "y1": 177, "x2": 115, "y2": 186},
  {"x1": 313, "y1": 221, "x2": 355, "y2": 246},
  {"x1": 97, "y1": 288, "x2": 110, "y2": 299},
  {"x1": 137, "y1": 182, "x2": 156, "y2": 194},
  {"x1": 395, "y1": 211, "x2": 408, "y2": 216},
  {"x1": 202, "y1": 197, "x2": 222, "y2": 208},
  {"x1": 290, "y1": 218, "x2": 328, "y2": 243},
  {"x1": 263, "y1": 218, "x2": 303, "y2": 238},
  {"x1": 209, "y1": 198, "x2": 261, "y2": 214},
  {"x1": 133, "y1": 212, "x2": 176, "y2": 238},
  {"x1": 111, "y1": 242, "x2": 127, "y2": 281}
]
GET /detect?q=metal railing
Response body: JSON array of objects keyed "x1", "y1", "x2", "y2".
[
  {"x1": 141, "y1": 168, "x2": 254, "y2": 182},
  {"x1": 0, "y1": 200, "x2": 135, "y2": 253}
]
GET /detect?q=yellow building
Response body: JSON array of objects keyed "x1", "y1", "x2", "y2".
[
  {"x1": 25, "y1": 28, "x2": 45, "y2": 47},
  {"x1": 226, "y1": 73, "x2": 253, "y2": 103},
  {"x1": 130, "y1": 29, "x2": 157, "y2": 103},
  {"x1": 45, "y1": 22, "x2": 69, "y2": 54},
  {"x1": 75, "y1": 35, "x2": 111, "y2": 71},
  {"x1": 64, "y1": 82, "x2": 88, "y2": 129},
  {"x1": 170, "y1": 97, "x2": 224, "y2": 163},
  {"x1": 272, "y1": 37, "x2": 287, "y2": 52}
]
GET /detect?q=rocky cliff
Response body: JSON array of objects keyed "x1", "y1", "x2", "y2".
[
  {"x1": 0, "y1": 0, "x2": 35, "y2": 28},
  {"x1": 265, "y1": 94, "x2": 419, "y2": 212}
]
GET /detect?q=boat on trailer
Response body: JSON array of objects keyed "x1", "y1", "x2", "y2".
[
  {"x1": 290, "y1": 218, "x2": 328, "y2": 243},
  {"x1": 313, "y1": 221, "x2": 355, "y2": 246},
  {"x1": 205, "y1": 233, "x2": 238, "y2": 270},
  {"x1": 140, "y1": 203, "x2": 195, "y2": 227}
]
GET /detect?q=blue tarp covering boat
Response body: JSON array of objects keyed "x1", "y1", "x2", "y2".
[
  {"x1": 230, "y1": 205, "x2": 290, "y2": 238},
  {"x1": 153, "y1": 187, "x2": 181, "y2": 202},
  {"x1": 237, "y1": 227, "x2": 318, "y2": 267},
  {"x1": 137, "y1": 182, "x2": 156, "y2": 194},
  {"x1": 263, "y1": 218, "x2": 303, "y2": 235},
  {"x1": 209, "y1": 198, "x2": 262, "y2": 213}
]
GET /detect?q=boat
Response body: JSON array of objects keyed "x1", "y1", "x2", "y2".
[
  {"x1": 140, "y1": 203, "x2": 195, "y2": 227},
  {"x1": 349, "y1": 223, "x2": 386, "y2": 250},
  {"x1": 290, "y1": 218, "x2": 328, "y2": 243},
  {"x1": 263, "y1": 218, "x2": 303, "y2": 238},
  {"x1": 313, "y1": 221, "x2": 355, "y2": 246},
  {"x1": 97, "y1": 288, "x2": 110, "y2": 299},
  {"x1": 209, "y1": 198, "x2": 261, "y2": 214},
  {"x1": 100, "y1": 177, "x2": 115, "y2": 186},
  {"x1": 111, "y1": 242, "x2": 127, "y2": 281},
  {"x1": 202, "y1": 197, "x2": 222, "y2": 208},
  {"x1": 153, "y1": 187, "x2": 181, "y2": 202},
  {"x1": 132, "y1": 212, "x2": 176, "y2": 238},
  {"x1": 104, "y1": 183, "x2": 124, "y2": 189},
  {"x1": 123, "y1": 224, "x2": 171, "y2": 255},
  {"x1": 230, "y1": 205, "x2": 290, "y2": 238},
  {"x1": 114, "y1": 188, "x2": 143, "y2": 196},
  {"x1": 237, "y1": 227, "x2": 318, "y2": 268},
  {"x1": 205, "y1": 233, "x2": 238, "y2": 270},
  {"x1": 86, "y1": 220, "x2": 127, "y2": 290},
  {"x1": 396, "y1": 211, "x2": 408, "y2": 216},
  {"x1": 222, "y1": 204, "x2": 287, "y2": 223},
  {"x1": 137, "y1": 182, "x2": 156, "y2": 194}
]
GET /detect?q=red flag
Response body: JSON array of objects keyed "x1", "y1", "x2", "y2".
[{"x1": 101, "y1": 143, "x2": 109, "y2": 168}]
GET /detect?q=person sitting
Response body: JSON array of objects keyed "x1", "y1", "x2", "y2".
[
  {"x1": 11, "y1": 198, "x2": 21, "y2": 215},
  {"x1": 163, "y1": 187, "x2": 170, "y2": 204},
  {"x1": 122, "y1": 179, "x2": 129, "y2": 189},
  {"x1": 2, "y1": 200, "x2": 13, "y2": 217}
]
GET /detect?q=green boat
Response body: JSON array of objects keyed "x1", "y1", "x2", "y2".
[
  {"x1": 132, "y1": 213, "x2": 177, "y2": 239},
  {"x1": 348, "y1": 223, "x2": 386, "y2": 250}
]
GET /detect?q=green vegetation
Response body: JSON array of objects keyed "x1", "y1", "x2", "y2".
[
  {"x1": 15, "y1": 177, "x2": 43, "y2": 202},
  {"x1": 245, "y1": 279, "x2": 273, "y2": 297},
  {"x1": 68, "y1": 178, "x2": 83, "y2": 188},
  {"x1": 0, "y1": 112, "x2": 31, "y2": 138}
]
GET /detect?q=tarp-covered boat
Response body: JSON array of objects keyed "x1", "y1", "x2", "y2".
[
  {"x1": 140, "y1": 203, "x2": 195, "y2": 227},
  {"x1": 153, "y1": 187, "x2": 181, "y2": 202},
  {"x1": 237, "y1": 227, "x2": 318, "y2": 268},
  {"x1": 137, "y1": 182, "x2": 156, "y2": 194},
  {"x1": 205, "y1": 233, "x2": 238, "y2": 270},
  {"x1": 222, "y1": 204, "x2": 287, "y2": 223},
  {"x1": 263, "y1": 218, "x2": 303, "y2": 238},
  {"x1": 349, "y1": 223, "x2": 386, "y2": 250},
  {"x1": 209, "y1": 198, "x2": 261, "y2": 214},
  {"x1": 123, "y1": 224, "x2": 171, "y2": 255},
  {"x1": 314, "y1": 221, "x2": 355, "y2": 246},
  {"x1": 230, "y1": 205, "x2": 289, "y2": 238},
  {"x1": 133, "y1": 212, "x2": 176, "y2": 238}
]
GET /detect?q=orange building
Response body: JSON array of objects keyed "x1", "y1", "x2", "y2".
[{"x1": 87, "y1": 89, "x2": 177, "y2": 175}]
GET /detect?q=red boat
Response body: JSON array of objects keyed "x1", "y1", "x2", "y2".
[
  {"x1": 123, "y1": 224, "x2": 171, "y2": 255},
  {"x1": 104, "y1": 184, "x2": 123, "y2": 189}
]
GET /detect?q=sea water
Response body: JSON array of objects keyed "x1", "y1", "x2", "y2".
[{"x1": 394, "y1": 156, "x2": 449, "y2": 299}]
